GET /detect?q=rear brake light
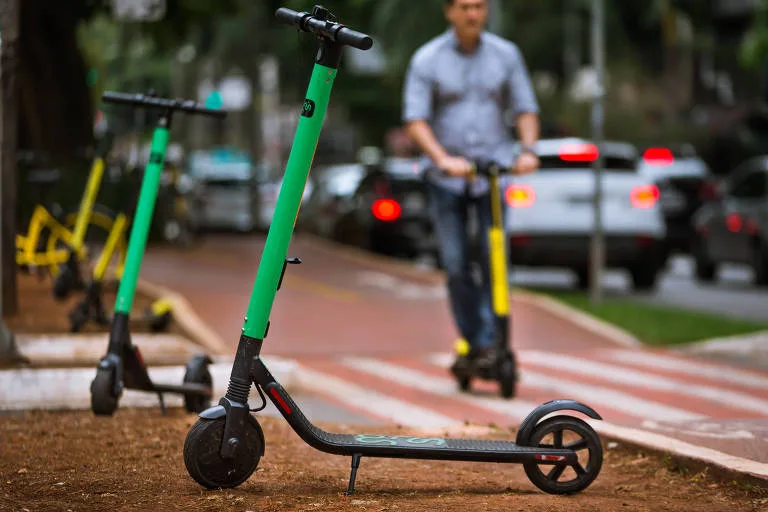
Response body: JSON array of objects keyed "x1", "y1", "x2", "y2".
[
  {"x1": 372, "y1": 198, "x2": 401, "y2": 221},
  {"x1": 630, "y1": 185, "x2": 659, "y2": 208},
  {"x1": 558, "y1": 143, "x2": 599, "y2": 162},
  {"x1": 727, "y1": 214, "x2": 742, "y2": 233},
  {"x1": 643, "y1": 148, "x2": 674, "y2": 166},
  {"x1": 505, "y1": 184, "x2": 536, "y2": 208}
]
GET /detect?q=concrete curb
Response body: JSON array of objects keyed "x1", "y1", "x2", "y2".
[
  {"x1": 136, "y1": 278, "x2": 229, "y2": 355},
  {"x1": 589, "y1": 419, "x2": 768, "y2": 481},
  {"x1": 0, "y1": 356, "x2": 297, "y2": 411}
]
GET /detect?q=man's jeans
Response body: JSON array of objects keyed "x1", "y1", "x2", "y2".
[{"x1": 426, "y1": 179, "x2": 496, "y2": 351}]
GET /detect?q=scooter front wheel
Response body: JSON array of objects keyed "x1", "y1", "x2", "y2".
[
  {"x1": 90, "y1": 368, "x2": 119, "y2": 416},
  {"x1": 184, "y1": 417, "x2": 263, "y2": 489},
  {"x1": 522, "y1": 415, "x2": 603, "y2": 494}
]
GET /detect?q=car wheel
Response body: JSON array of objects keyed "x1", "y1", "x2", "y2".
[
  {"x1": 752, "y1": 240, "x2": 768, "y2": 288},
  {"x1": 574, "y1": 268, "x2": 590, "y2": 290},
  {"x1": 629, "y1": 264, "x2": 659, "y2": 292},
  {"x1": 693, "y1": 240, "x2": 717, "y2": 283}
]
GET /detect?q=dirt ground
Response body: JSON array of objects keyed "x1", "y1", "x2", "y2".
[
  {"x1": 1, "y1": 409, "x2": 766, "y2": 512},
  {"x1": 4, "y1": 271, "x2": 181, "y2": 336}
]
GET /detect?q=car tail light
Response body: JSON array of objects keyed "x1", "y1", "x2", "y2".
[
  {"x1": 372, "y1": 198, "x2": 401, "y2": 221},
  {"x1": 630, "y1": 185, "x2": 659, "y2": 209},
  {"x1": 505, "y1": 184, "x2": 536, "y2": 208},
  {"x1": 727, "y1": 213, "x2": 742, "y2": 233},
  {"x1": 643, "y1": 148, "x2": 674, "y2": 166},
  {"x1": 558, "y1": 143, "x2": 599, "y2": 162}
]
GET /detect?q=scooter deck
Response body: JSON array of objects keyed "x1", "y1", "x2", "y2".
[{"x1": 251, "y1": 358, "x2": 575, "y2": 465}]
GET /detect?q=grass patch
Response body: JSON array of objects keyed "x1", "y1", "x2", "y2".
[{"x1": 524, "y1": 288, "x2": 768, "y2": 346}]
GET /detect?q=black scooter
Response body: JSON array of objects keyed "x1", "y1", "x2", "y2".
[{"x1": 182, "y1": 5, "x2": 604, "y2": 496}]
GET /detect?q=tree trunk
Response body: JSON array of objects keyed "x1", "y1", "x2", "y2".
[
  {"x1": 18, "y1": 0, "x2": 93, "y2": 160},
  {"x1": 1, "y1": 0, "x2": 20, "y2": 316}
]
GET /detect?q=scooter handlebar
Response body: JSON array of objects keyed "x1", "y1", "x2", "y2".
[
  {"x1": 101, "y1": 92, "x2": 227, "y2": 119},
  {"x1": 275, "y1": 7, "x2": 373, "y2": 51}
]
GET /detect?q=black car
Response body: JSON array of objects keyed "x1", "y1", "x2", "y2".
[
  {"x1": 313, "y1": 156, "x2": 437, "y2": 260},
  {"x1": 637, "y1": 144, "x2": 719, "y2": 256}
]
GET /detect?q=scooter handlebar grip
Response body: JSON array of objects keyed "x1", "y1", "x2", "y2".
[
  {"x1": 275, "y1": 7, "x2": 302, "y2": 27},
  {"x1": 336, "y1": 26, "x2": 373, "y2": 50}
]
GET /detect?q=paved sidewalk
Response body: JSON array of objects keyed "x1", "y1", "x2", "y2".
[{"x1": 122, "y1": 233, "x2": 768, "y2": 480}]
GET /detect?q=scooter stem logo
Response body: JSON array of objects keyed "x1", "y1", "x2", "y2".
[{"x1": 301, "y1": 99, "x2": 316, "y2": 118}]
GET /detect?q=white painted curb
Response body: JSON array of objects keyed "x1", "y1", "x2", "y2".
[{"x1": 0, "y1": 356, "x2": 297, "y2": 411}]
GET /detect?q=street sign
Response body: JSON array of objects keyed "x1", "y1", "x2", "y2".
[{"x1": 111, "y1": 0, "x2": 166, "y2": 22}]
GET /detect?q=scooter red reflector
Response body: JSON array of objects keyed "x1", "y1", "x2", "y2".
[
  {"x1": 372, "y1": 198, "x2": 402, "y2": 221},
  {"x1": 535, "y1": 455, "x2": 567, "y2": 462},
  {"x1": 269, "y1": 387, "x2": 292, "y2": 414},
  {"x1": 505, "y1": 184, "x2": 536, "y2": 208}
]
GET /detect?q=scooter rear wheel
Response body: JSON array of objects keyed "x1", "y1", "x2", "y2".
[
  {"x1": 183, "y1": 360, "x2": 213, "y2": 413},
  {"x1": 523, "y1": 415, "x2": 602, "y2": 494},
  {"x1": 184, "y1": 417, "x2": 263, "y2": 489},
  {"x1": 499, "y1": 358, "x2": 517, "y2": 399}
]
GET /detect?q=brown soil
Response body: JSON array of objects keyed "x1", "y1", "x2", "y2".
[
  {"x1": 1, "y1": 409, "x2": 766, "y2": 512},
  {"x1": 4, "y1": 271, "x2": 183, "y2": 336}
]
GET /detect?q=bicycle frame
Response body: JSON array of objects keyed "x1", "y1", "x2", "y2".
[{"x1": 15, "y1": 155, "x2": 107, "y2": 269}]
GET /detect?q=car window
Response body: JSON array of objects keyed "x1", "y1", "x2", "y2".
[{"x1": 728, "y1": 170, "x2": 768, "y2": 199}]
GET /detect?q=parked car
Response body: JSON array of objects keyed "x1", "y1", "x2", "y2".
[
  {"x1": 505, "y1": 138, "x2": 667, "y2": 291},
  {"x1": 691, "y1": 156, "x2": 768, "y2": 287},
  {"x1": 187, "y1": 147, "x2": 262, "y2": 233},
  {"x1": 637, "y1": 144, "x2": 718, "y2": 256},
  {"x1": 256, "y1": 171, "x2": 314, "y2": 232},
  {"x1": 297, "y1": 162, "x2": 366, "y2": 238},
  {"x1": 302, "y1": 156, "x2": 436, "y2": 259}
]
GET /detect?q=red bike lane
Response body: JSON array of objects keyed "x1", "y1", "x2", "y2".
[{"x1": 141, "y1": 233, "x2": 768, "y2": 478}]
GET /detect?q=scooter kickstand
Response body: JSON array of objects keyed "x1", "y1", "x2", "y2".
[
  {"x1": 157, "y1": 392, "x2": 166, "y2": 416},
  {"x1": 343, "y1": 453, "x2": 362, "y2": 496}
]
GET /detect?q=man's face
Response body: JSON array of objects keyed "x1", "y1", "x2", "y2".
[{"x1": 445, "y1": 0, "x2": 488, "y2": 40}]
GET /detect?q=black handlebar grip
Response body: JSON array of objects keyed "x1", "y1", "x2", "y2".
[
  {"x1": 179, "y1": 100, "x2": 227, "y2": 119},
  {"x1": 275, "y1": 7, "x2": 301, "y2": 27},
  {"x1": 336, "y1": 26, "x2": 373, "y2": 51},
  {"x1": 102, "y1": 91, "x2": 140, "y2": 106},
  {"x1": 275, "y1": 7, "x2": 373, "y2": 51}
]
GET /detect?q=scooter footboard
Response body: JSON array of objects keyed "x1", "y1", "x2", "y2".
[{"x1": 252, "y1": 358, "x2": 576, "y2": 464}]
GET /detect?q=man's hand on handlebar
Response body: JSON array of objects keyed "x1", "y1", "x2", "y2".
[
  {"x1": 512, "y1": 151, "x2": 539, "y2": 175},
  {"x1": 437, "y1": 155, "x2": 475, "y2": 178}
]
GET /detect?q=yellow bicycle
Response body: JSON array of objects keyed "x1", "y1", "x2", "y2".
[{"x1": 15, "y1": 149, "x2": 127, "y2": 299}]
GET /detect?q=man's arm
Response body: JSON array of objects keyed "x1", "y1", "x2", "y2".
[
  {"x1": 508, "y1": 46, "x2": 541, "y2": 174},
  {"x1": 405, "y1": 120, "x2": 449, "y2": 165},
  {"x1": 516, "y1": 112, "x2": 540, "y2": 150},
  {"x1": 402, "y1": 53, "x2": 472, "y2": 176}
]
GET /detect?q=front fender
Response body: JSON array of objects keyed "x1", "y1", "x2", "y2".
[
  {"x1": 198, "y1": 400, "x2": 265, "y2": 457},
  {"x1": 516, "y1": 399, "x2": 602, "y2": 446}
]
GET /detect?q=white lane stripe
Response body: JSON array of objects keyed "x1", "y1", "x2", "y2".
[
  {"x1": 341, "y1": 356, "x2": 539, "y2": 422},
  {"x1": 608, "y1": 350, "x2": 768, "y2": 390},
  {"x1": 427, "y1": 353, "x2": 705, "y2": 423},
  {"x1": 294, "y1": 365, "x2": 457, "y2": 429},
  {"x1": 520, "y1": 351, "x2": 768, "y2": 416}
]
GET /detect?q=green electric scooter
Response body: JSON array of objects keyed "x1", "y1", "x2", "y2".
[
  {"x1": 181, "y1": 5, "x2": 604, "y2": 497},
  {"x1": 89, "y1": 92, "x2": 225, "y2": 416}
]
